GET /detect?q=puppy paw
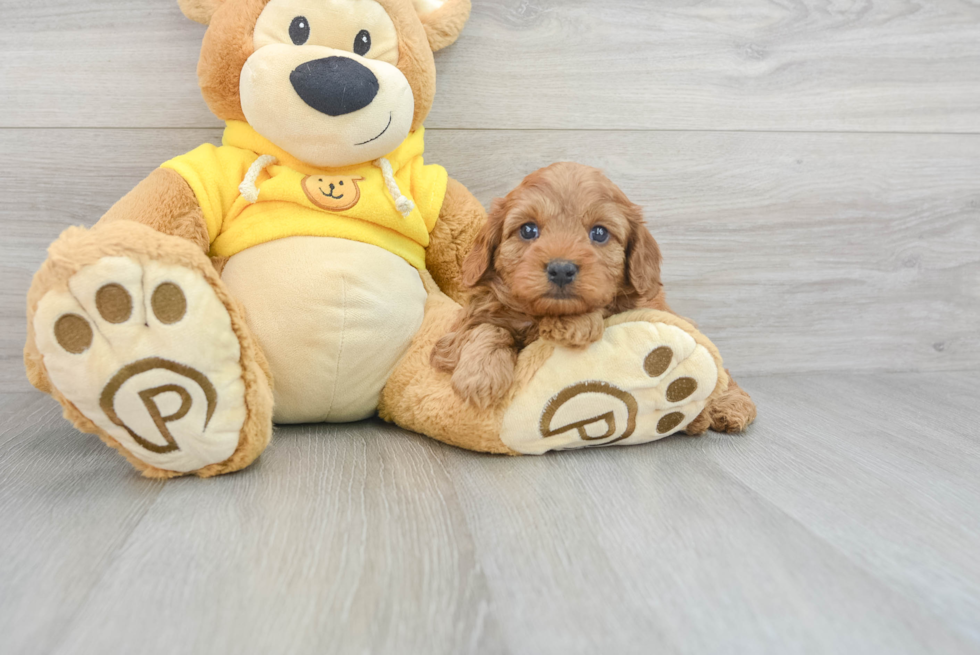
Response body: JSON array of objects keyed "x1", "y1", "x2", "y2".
[
  {"x1": 451, "y1": 351, "x2": 516, "y2": 410},
  {"x1": 707, "y1": 375, "x2": 757, "y2": 433},
  {"x1": 430, "y1": 332, "x2": 461, "y2": 373},
  {"x1": 683, "y1": 410, "x2": 712, "y2": 436},
  {"x1": 445, "y1": 324, "x2": 518, "y2": 409},
  {"x1": 537, "y1": 311, "x2": 605, "y2": 349}
]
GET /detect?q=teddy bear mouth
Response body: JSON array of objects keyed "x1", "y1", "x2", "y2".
[{"x1": 354, "y1": 112, "x2": 393, "y2": 146}]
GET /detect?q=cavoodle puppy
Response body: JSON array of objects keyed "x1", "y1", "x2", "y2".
[
  {"x1": 431, "y1": 161, "x2": 664, "y2": 406},
  {"x1": 431, "y1": 162, "x2": 756, "y2": 434}
]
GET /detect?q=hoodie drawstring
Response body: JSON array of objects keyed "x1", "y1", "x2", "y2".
[
  {"x1": 374, "y1": 157, "x2": 416, "y2": 217},
  {"x1": 239, "y1": 155, "x2": 278, "y2": 204},
  {"x1": 239, "y1": 154, "x2": 415, "y2": 219}
]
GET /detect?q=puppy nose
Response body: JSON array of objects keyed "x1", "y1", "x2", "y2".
[
  {"x1": 546, "y1": 259, "x2": 579, "y2": 288},
  {"x1": 290, "y1": 57, "x2": 379, "y2": 117}
]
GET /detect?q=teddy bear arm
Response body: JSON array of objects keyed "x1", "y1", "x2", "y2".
[
  {"x1": 425, "y1": 176, "x2": 486, "y2": 303},
  {"x1": 98, "y1": 167, "x2": 210, "y2": 252}
]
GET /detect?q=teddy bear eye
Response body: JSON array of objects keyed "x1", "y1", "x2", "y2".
[
  {"x1": 354, "y1": 30, "x2": 371, "y2": 56},
  {"x1": 289, "y1": 16, "x2": 310, "y2": 45},
  {"x1": 519, "y1": 223, "x2": 540, "y2": 241},
  {"x1": 590, "y1": 225, "x2": 610, "y2": 244}
]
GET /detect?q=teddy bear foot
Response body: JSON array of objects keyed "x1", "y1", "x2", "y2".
[
  {"x1": 26, "y1": 223, "x2": 273, "y2": 478},
  {"x1": 500, "y1": 310, "x2": 727, "y2": 454},
  {"x1": 381, "y1": 286, "x2": 731, "y2": 456}
]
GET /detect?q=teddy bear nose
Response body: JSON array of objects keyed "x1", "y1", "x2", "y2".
[
  {"x1": 290, "y1": 56, "x2": 379, "y2": 117},
  {"x1": 546, "y1": 260, "x2": 579, "y2": 288}
]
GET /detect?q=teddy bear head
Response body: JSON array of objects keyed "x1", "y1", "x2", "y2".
[{"x1": 178, "y1": 0, "x2": 470, "y2": 167}]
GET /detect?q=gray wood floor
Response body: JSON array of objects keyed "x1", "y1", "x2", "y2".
[{"x1": 1, "y1": 1, "x2": 979, "y2": 654}]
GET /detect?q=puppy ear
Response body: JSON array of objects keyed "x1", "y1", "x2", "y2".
[
  {"x1": 178, "y1": 0, "x2": 224, "y2": 24},
  {"x1": 461, "y1": 197, "x2": 506, "y2": 288},
  {"x1": 412, "y1": 0, "x2": 472, "y2": 52},
  {"x1": 625, "y1": 205, "x2": 663, "y2": 298}
]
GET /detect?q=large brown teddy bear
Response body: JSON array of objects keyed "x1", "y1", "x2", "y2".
[{"x1": 24, "y1": 0, "x2": 752, "y2": 478}]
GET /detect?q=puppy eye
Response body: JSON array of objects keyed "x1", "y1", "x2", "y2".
[
  {"x1": 289, "y1": 16, "x2": 310, "y2": 45},
  {"x1": 354, "y1": 30, "x2": 371, "y2": 56},
  {"x1": 590, "y1": 225, "x2": 610, "y2": 244},
  {"x1": 519, "y1": 223, "x2": 540, "y2": 241}
]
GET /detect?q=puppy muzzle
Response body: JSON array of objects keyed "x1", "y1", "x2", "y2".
[{"x1": 546, "y1": 259, "x2": 579, "y2": 289}]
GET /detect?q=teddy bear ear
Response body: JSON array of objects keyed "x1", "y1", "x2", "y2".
[
  {"x1": 177, "y1": 0, "x2": 225, "y2": 25},
  {"x1": 412, "y1": 0, "x2": 472, "y2": 52}
]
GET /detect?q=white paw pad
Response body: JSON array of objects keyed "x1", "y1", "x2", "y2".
[
  {"x1": 501, "y1": 321, "x2": 719, "y2": 454},
  {"x1": 33, "y1": 257, "x2": 247, "y2": 473}
]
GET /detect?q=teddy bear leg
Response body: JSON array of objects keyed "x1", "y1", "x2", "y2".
[
  {"x1": 381, "y1": 275, "x2": 730, "y2": 455},
  {"x1": 25, "y1": 221, "x2": 274, "y2": 478},
  {"x1": 379, "y1": 272, "x2": 514, "y2": 453}
]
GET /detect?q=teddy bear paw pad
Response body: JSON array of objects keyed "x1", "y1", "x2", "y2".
[
  {"x1": 502, "y1": 320, "x2": 719, "y2": 454},
  {"x1": 33, "y1": 256, "x2": 247, "y2": 473}
]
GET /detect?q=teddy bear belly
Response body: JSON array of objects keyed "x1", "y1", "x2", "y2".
[{"x1": 220, "y1": 236, "x2": 427, "y2": 424}]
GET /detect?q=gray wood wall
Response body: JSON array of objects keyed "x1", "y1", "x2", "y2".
[{"x1": 2, "y1": 0, "x2": 979, "y2": 390}]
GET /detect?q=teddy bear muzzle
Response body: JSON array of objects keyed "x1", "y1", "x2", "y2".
[{"x1": 290, "y1": 56, "x2": 380, "y2": 117}]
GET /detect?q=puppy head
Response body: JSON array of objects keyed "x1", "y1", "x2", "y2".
[{"x1": 463, "y1": 162, "x2": 662, "y2": 317}]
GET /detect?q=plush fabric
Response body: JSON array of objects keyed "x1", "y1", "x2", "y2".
[
  {"x1": 221, "y1": 237, "x2": 427, "y2": 423},
  {"x1": 177, "y1": 0, "x2": 225, "y2": 24},
  {"x1": 162, "y1": 121, "x2": 447, "y2": 268},
  {"x1": 198, "y1": 0, "x2": 440, "y2": 131},
  {"x1": 100, "y1": 168, "x2": 210, "y2": 252},
  {"x1": 26, "y1": 222, "x2": 274, "y2": 479},
  {"x1": 23, "y1": 0, "x2": 739, "y2": 479},
  {"x1": 497, "y1": 312, "x2": 727, "y2": 454},
  {"x1": 379, "y1": 292, "x2": 729, "y2": 455},
  {"x1": 424, "y1": 177, "x2": 487, "y2": 302},
  {"x1": 34, "y1": 256, "x2": 249, "y2": 472},
  {"x1": 379, "y1": 270, "x2": 515, "y2": 454},
  {"x1": 418, "y1": 0, "x2": 471, "y2": 52}
]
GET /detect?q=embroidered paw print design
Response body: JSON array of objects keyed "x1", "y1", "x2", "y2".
[
  {"x1": 502, "y1": 320, "x2": 719, "y2": 454},
  {"x1": 539, "y1": 381, "x2": 638, "y2": 445},
  {"x1": 33, "y1": 257, "x2": 248, "y2": 473},
  {"x1": 302, "y1": 175, "x2": 365, "y2": 211}
]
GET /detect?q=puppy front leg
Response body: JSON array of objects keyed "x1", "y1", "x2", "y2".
[
  {"x1": 537, "y1": 311, "x2": 605, "y2": 349},
  {"x1": 431, "y1": 330, "x2": 464, "y2": 373},
  {"x1": 451, "y1": 324, "x2": 518, "y2": 409}
]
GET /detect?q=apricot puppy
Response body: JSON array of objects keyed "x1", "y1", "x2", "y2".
[{"x1": 431, "y1": 162, "x2": 664, "y2": 408}]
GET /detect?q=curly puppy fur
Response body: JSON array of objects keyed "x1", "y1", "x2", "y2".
[{"x1": 431, "y1": 162, "x2": 757, "y2": 432}]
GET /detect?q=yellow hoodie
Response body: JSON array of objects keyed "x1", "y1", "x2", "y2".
[{"x1": 162, "y1": 121, "x2": 448, "y2": 270}]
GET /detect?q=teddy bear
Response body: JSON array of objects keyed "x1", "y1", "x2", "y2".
[{"x1": 24, "y1": 0, "x2": 754, "y2": 479}]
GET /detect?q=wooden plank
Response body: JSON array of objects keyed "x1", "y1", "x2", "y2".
[
  {"x1": 433, "y1": 129, "x2": 980, "y2": 377},
  {"x1": 48, "y1": 421, "x2": 505, "y2": 655},
  {"x1": 0, "y1": 129, "x2": 224, "y2": 393},
  {"x1": 2, "y1": 128, "x2": 978, "y2": 392},
  {"x1": 2, "y1": 0, "x2": 979, "y2": 132},
  {"x1": 0, "y1": 394, "x2": 166, "y2": 655},
  {"x1": 440, "y1": 371, "x2": 980, "y2": 654},
  {"x1": 708, "y1": 372, "x2": 980, "y2": 646},
  {"x1": 2, "y1": 375, "x2": 978, "y2": 653},
  {"x1": 0, "y1": 1, "x2": 210, "y2": 129}
]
